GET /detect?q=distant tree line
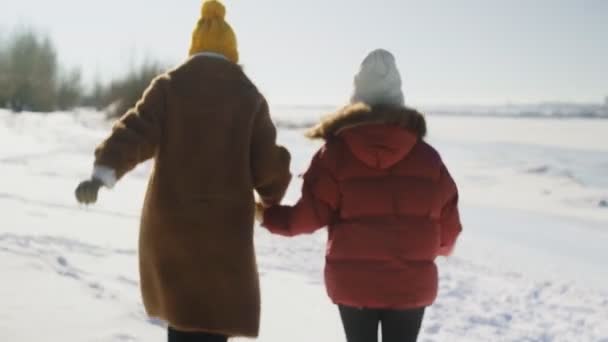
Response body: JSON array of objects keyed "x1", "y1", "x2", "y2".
[{"x1": 0, "y1": 28, "x2": 165, "y2": 118}]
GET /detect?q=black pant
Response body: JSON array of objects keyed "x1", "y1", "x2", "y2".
[
  {"x1": 168, "y1": 327, "x2": 227, "y2": 342},
  {"x1": 339, "y1": 305, "x2": 425, "y2": 342}
]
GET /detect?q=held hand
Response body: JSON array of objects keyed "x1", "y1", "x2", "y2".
[
  {"x1": 75, "y1": 178, "x2": 103, "y2": 205},
  {"x1": 254, "y1": 202, "x2": 266, "y2": 223}
]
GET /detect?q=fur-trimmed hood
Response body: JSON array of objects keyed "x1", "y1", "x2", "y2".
[
  {"x1": 307, "y1": 103, "x2": 427, "y2": 169},
  {"x1": 306, "y1": 103, "x2": 427, "y2": 140}
]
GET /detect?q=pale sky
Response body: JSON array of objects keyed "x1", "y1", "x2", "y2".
[{"x1": 1, "y1": 0, "x2": 607, "y2": 106}]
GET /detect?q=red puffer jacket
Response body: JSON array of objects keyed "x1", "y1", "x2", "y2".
[{"x1": 262, "y1": 103, "x2": 462, "y2": 309}]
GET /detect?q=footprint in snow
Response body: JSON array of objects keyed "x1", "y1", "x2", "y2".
[
  {"x1": 425, "y1": 323, "x2": 441, "y2": 335},
  {"x1": 112, "y1": 333, "x2": 136, "y2": 341}
]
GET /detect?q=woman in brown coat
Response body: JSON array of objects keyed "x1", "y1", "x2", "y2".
[{"x1": 75, "y1": 1, "x2": 291, "y2": 341}]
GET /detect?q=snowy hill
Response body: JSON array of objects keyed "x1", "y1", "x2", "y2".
[{"x1": 1, "y1": 109, "x2": 607, "y2": 341}]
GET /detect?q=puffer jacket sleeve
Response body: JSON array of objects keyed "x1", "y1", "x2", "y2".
[
  {"x1": 262, "y1": 146, "x2": 339, "y2": 237},
  {"x1": 437, "y1": 164, "x2": 462, "y2": 256},
  {"x1": 93, "y1": 76, "x2": 167, "y2": 185},
  {"x1": 250, "y1": 97, "x2": 292, "y2": 206}
]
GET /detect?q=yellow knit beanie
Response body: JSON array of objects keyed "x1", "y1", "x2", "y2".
[{"x1": 189, "y1": 0, "x2": 239, "y2": 63}]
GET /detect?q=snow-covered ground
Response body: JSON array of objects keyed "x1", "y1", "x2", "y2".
[{"x1": 1, "y1": 109, "x2": 607, "y2": 341}]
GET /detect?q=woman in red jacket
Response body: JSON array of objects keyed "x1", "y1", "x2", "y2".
[{"x1": 258, "y1": 49, "x2": 462, "y2": 342}]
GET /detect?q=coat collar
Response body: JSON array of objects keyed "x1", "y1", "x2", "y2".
[{"x1": 191, "y1": 52, "x2": 230, "y2": 61}]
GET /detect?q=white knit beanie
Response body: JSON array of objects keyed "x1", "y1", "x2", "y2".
[{"x1": 351, "y1": 49, "x2": 404, "y2": 107}]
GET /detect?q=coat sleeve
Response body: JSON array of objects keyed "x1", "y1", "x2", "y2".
[
  {"x1": 262, "y1": 147, "x2": 339, "y2": 237},
  {"x1": 437, "y1": 164, "x2": 462, "y2": 256},
  {"x1": 250, "y1": 97, "x2": 292, "y2": 206},
  {"x1": 93, "y1": 76, "x2": 167, "y2": 187}
]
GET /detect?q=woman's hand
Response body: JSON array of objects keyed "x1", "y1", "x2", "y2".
[{"x1": 75, "y1": 178, "x2": 103, "y2": 205}]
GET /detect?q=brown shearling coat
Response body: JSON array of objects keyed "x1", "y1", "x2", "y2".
[{"x1": 93, "y1": 55, "x2": 291, "y2": 337}]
